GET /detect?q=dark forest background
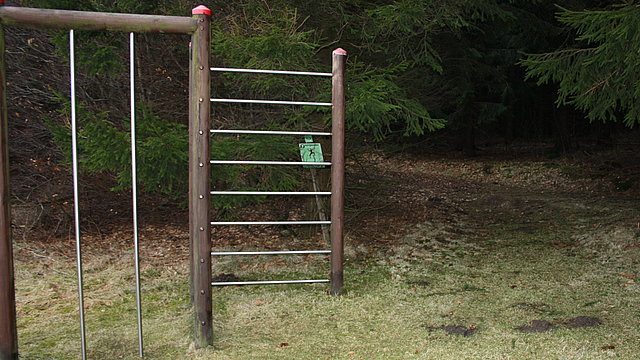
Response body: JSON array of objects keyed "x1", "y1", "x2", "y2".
[{"x1": 4, "y1": 0, "x2": 640, "y2": 234}]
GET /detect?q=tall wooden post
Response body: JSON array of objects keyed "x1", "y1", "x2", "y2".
[
  {"x1": 188, "y1": 39, "x2": 195, "y2": 307},
  {"x1": 188, "y1": 5, "x2": 212, "y2": 348},
  {"x1": 330, "y1": 48, "x2": 346, "y2": 296},
  {"x1": 0, "y1": 5, "x2": 19, "y2": 358}
]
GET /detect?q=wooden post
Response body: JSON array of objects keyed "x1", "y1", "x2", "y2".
[
  {"x1": 330, "y1": 48, "x2": 346, "y2": 296},
  {"x1": 188, "y1": 5, "x2": 212, "y2": 348},
  {"x1": 0, "y1": 6, "x2": 197, "y2": 34},
  {"x1": 0, "y1": 8, "x2": 19, "y2": 359},
  {"x1": 188, "y1": 39, "x2": 194, "y2": 306}
]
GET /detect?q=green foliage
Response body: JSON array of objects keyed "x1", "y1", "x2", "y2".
[
  {"x1": 48, "y1": 95, "x2": 188, "y2": 196},
  {"x1": 211, "y1": 135, "x2": 301, "y2": 210},
  {"x1": 33, "y1": 0, "x2": 322, "y2": 210},
  {"x1": 211, "y1": 0, "x2": 449, "y2": 141},
  {"x1": 207, "y1": 1, "x2": 329, "y2": 211},
  {"x1": 47, "y1": 94, "x2": 304, "y2": 208},
  {"x1": 212, "y1": 1, "x2": 323, "y2": 100},
  {"x1": 53, "y1": 34, "x2": 126, "y2": 77},
  {"x1": 24, "y1": 0, "x2": 619, "y2": 214},
  {"x1": 344, "y1": 0, "x2": 557, "y2": 145},
  {"x1": 23, "y1": 0, "x2": 186, "y2": 78},
  {"x1": 212, "y1": 5, "x2": 318, "y2": 70},
  {"x1": 361, "y1": 0, "x2": 522, "y2": 69},
  {"x1": 23, "y1": 0, "x2": 180, "y2": 14},
  {"x1": 521, "y1": 2, "x2": 640, "y2": 126},
  {"x1": 347, "y1": 64, "x2": 445, "y2": 140},
  {"x1": 362, "y1": 0, "x2": 488, "y2": 71}
]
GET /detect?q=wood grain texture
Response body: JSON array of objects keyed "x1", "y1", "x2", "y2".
[{"x1": 0, "y1": 6, "x2": 196, "y2": 34}]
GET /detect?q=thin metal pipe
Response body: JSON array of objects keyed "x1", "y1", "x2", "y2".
[
  {"x1": 210, "y1": 98, "x2": 331, "y2": 107},
  {"x1": 210, "y1": 160, "x2": 331, "y2": 166},
  {"x1": 211, "y1": 221, "x2": 331, "y2": 226},
  {"x1": 212, "y1": 279, "x2": 329, "y2": 286},
  {"x1": 210, "y1": 67, "x2": 331, "y2": 77},
  {"x1": 70, "y1": 29, "x2": 87, "y2": 360},
  {"x1": 210, "y1": 129, "x2": 331, "y2": 136},
  {"x1": 129, "y1": 32, "x2": 144, "y2": 359},
  {"x1": 211, "y1": 250, "x2": 331, "y2": 256},
  {"x1": 210, "y1": 191, "x2": 331, "y2": 196}
]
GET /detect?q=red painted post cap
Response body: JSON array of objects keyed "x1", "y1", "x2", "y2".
[
  {"x1": 192, "y1": 5, "x2": 211, "y2": 16},
  {"x1": 333, "y1": 48, "x2": 347, "y2": 55}
]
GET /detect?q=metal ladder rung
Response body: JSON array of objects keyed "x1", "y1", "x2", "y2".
[
  {"x1": 210, "y1": 160, "x2": 331, "y2": 166},
  {"x1": 211, "y1": 250, "x2": 331, "y2": 256},
  {"x1": 210, "y1": 191, "x2": 331, "y2": 196},
  {"x1": 211, "y1": 98, "x2": 331, "y2": 107},
  {"x1": 212, "y1": 279, "x2": 329, "y2": 286},
  {"x1": 210, "y1": 129, "x2": 332, "y2": 136},
  {"x1": 211, "y1": 221, "x2": 331, "y2": 226},
  {"x1": 210, "y1": 67, "x2": 332, "y2": 77}
]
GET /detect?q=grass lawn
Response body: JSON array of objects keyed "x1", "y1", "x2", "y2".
[
  {"x1": 14, "y1": 214, "x2": 640, "y2": 359},
  {"x1": 13, "y1": 153, "x2": 640, "y2": 359}
]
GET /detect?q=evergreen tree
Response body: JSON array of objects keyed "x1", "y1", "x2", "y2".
[
  {"x1": 353, "y1": 0, "x2": 561, "y2": 153},
  {"x1": 521, "y1": 1, "x2": 640, "y2": 126}
]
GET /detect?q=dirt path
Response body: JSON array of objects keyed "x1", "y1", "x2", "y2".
[
  {"x1": 14, "y1": 147, "x2": 640, "y2": 270},
  {"x1": 347, "y1": 151, "x2": 639, "y2": 242}
]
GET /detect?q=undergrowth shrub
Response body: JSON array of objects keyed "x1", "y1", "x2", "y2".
[
  {"x1": 47, "y1": 96, "x2": 188, "y2": 196},
  {"x1": 47, "y1": 96, "x2": 303, "y2": 209},
  {"x1": 38, "y1": 0, "x2": 453, "y2": 214}
]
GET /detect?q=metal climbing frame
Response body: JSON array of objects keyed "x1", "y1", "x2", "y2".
[
  {"x1": 0, "y1": 4, "x2": 346, "y2": 356},
  {"x1": 0, "y1": 4, "x2": 202, "y2": 359},
  {"x1": 207, "y1": 59, "x2": 346, "y2": 287},
  {"x1": 189, "y1": 45, "x2": 347, "y2": 343}
]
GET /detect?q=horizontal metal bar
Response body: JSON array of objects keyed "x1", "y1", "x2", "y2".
[
  {"x1": 211, "y1": 221, "x2": 332, "y2": 226},
  {"x1": 210, "y1": 67, "x2": 332, "y2": 77},
  {"x1": 211, "y1": 191, "x2": 331, "y2": 196},
  {"x1": 212, "y1": 279, "x2": 330, "y2": 286},
  {"x1": 211, "y1": 250, "x2": 331, "y2": 256},
  {"x1": 211, "y1": 99, "x2": 331, "y2": 107},
  {"x1": 210, "y1": 129, "x2": 332, "y2": 136},
  {"x1": 210, "y1": 160, "x2": 331, "y2": 166}
]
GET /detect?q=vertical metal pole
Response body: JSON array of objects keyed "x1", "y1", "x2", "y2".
[
  {"x1": 330, "y1": 48, "x2": 346, "y2": 296},
  {"x1": 129, "y1": 32, "x2": 144, "y2": 358},
  {"x1": 0, "y1": 11, "x2": 19, "y2": 360},
  {"x1": 70, "y1": 29, "x2": 88, "y2": 360},
  {"x1": 188, "y1": 5, "x2": 212, "y2": 347}
]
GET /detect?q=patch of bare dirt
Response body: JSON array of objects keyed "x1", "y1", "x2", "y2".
[
  {"x1": 517, "y1": 320, "x2": 554, "y2": 333},
  {"x1": 565, "y1": 316, "x2": 602, "y2": 328},
  {"x1": 424, "y1": 324, "x2": 478, "y2": 337},
  {"x1": 14, "y1": 142, "x2": 640, "y2": 264},
  {"x1": 344, "y1": 147, "x2": 639, "y2": 254}
]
